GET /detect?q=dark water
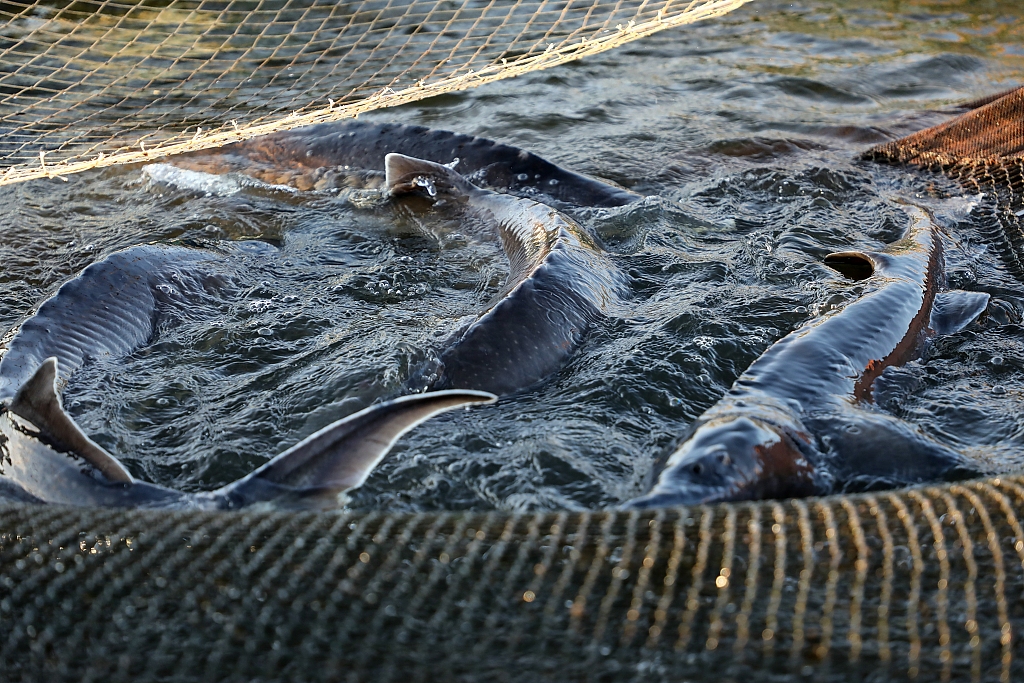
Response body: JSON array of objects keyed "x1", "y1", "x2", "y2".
[{"x1": 2, "y1": 0, "x2": 1024, "y2": 511}]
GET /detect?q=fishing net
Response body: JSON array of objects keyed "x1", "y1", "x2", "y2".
[
  {"x1": 0, "y1": 0, "x2": 751, "y2": 186},
  {"x1": 865, "y1": 85, "x2": 1024, "y2": 275},
  {"x1": 3, "y1": 480, "x2": 1024, "y2": 682},
  {"x1": 7, "y1": 5, "x2": 1024, "y2": 680}
]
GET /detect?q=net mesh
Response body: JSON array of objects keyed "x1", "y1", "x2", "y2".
[
  {"x1": 865, "y1": 85, "x2": 1024, "y2": 275},
  {"x1": 3, "y1": 479, "x2": 1024, "y2": 682},
  {"x1": 0, "y1": 0, "x2": 751, "y2": 186}
]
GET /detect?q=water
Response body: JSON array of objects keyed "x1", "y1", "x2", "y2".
[{"x1": 2, "y1": 0, "x2": 1024, "y2": 511}]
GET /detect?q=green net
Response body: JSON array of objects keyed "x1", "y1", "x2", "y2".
[{"x1": 0, "y1": 0, "x2": 751, "y2": 186}]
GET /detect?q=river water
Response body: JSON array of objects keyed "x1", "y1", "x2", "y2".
[{"x1": 1, "y1": 0, "x2": 1023, "y2": 511}]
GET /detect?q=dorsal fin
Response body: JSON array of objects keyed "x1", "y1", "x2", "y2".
[
  {"x1": 384, "y1": 152, "x2": 478, "y2": 198},
  {"x1": 217, "y1": 389, "x2": 496, "y2": 508},
  {"x1": 10, "y1": 358, "x2": 134, "y2": 483}
]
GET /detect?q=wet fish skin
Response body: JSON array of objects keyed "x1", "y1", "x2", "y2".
[
  {"x1": 0, "y1": 397, "x2": 189, "y2": 509},
  {"x1": 0, "y1": 245, "x2": 226, "y2": 404},
  {"x1": 385, "y1": 153, "x2": 629, "y2": 396},
  {"x1": 0, "y1": 357, "x2": 494, "y2": 509},
  {"x1": 0, "y1": 143, "x2": 620, "y2": 505},
  {"x1": 0, "y1": 245, "x2": 495, "y2": 509},
  {"x1": 627, "y1": 399, "x2": 826, "y2": 508},
  {"x1": 176, "y1": 120, "x2": 641, "y2": 208},
  {"x1": 629, "y1": 206, "x2": 990, "y2": 508}
]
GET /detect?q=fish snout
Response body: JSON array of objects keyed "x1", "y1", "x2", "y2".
[{"x1": 628, "y1": 416, "x2": 817, "y2": 507}]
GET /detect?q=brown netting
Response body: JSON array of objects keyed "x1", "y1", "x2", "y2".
[
  {"x1": 3, "y1": 480, "x2": 1024, "y2": 682},
  {"x1": 0, "y1": 0, "x2": 752, "y2": 186},
  {"x1": 865, "y1": 85, "x2": 1024, "y2": 274}
]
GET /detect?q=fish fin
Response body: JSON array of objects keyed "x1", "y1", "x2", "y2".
[
  {"x1": 812, "y1": 409, "x2": 980, "y2": 490},
  {"x1": 929, "y1": 290, "x2": 990, "y2": 336},
  {"x1": 384, "y1": 153, "x2": 477, "y2": 198},
  {"x1": 10, "y1": 358, "x2": 134, "y2": 484},
  {"x1": 823, "y1": 250, "x2": 891, "y2": 281},
  {"x1": 216, "y1": 390, "x2": 496, "y2": 509}
]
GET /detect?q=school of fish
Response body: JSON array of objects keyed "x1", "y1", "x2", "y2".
[{"x1": 0, "y1": 107, "x2": 1007, "y2": 510}]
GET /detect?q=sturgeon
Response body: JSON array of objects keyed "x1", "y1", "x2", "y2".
[
  {"x1": 384, "y1": 153, "x2": 629, "y2": 396},
  {"x1": 0, "y1": 148, "x2": 624, "y2": 505},
  {"x1": 173, "y1": 120, "x2": 641, "y2": 208},
  {"x1": 0, "y1": 245, "x2": 494, "y2": 509},
  {"x1": 629, "y1": 206, "x2": 990, "y2": 508},
  {"x1": 158, "y1": 132, "x2": 632, "y2": 395}
]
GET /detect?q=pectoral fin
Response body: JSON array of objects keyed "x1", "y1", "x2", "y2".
[
  {"x1": 809, "y1": 409, "x2": 981, "y2": 491},
  {"x1": 10, "y1": 358, "x2": 134, "y2": 484},
  {"x1": 930, "y1": 290, "x2": 990, "y2": 336},
  {"x1": 217, "y1": 390, "x2": 496, "y2": 509}
]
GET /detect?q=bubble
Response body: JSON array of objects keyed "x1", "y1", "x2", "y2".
[{"x1": 516, "y1": 173, "x2": 529, "y2": 181}]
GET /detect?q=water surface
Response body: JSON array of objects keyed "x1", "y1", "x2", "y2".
[{"x1": 2, "y1": 0, "x2": 1024, "y2": 511}]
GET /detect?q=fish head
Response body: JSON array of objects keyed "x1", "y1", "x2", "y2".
[{"x1": 626, "y1": 413, "x2": 819, "y2": 508}]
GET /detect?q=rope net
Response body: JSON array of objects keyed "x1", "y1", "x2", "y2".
[
  {"x1": 0, "y1": 0, "x2": 751, "y2": 186},
  {"x1": 866, "y1": 85, "x2": 1024, "y2": 275}
]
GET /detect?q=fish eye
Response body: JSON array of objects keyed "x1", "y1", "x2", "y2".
[{"x1": 692, "y1": 463, "x2": 703, "y2": 475}]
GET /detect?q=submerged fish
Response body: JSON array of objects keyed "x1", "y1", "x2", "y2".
[
  {"x1": 0, "y1": 143, "x2": 625, "y2": 507},
  {"x1": 628, "y1": 206, "x2": 990, "y2": 508},
  {"x1": 145, "y1": 150, "x2": 629, "y2": 396},
  {"x1": 173, "y1": 120, "x2": 642, "y2": 208},
  {"x1": 0, "y1": 245, "x2": 494, "y2": 508},
  {"x1": 384, "y1": 153, "x2": 629, "y2": 396}
]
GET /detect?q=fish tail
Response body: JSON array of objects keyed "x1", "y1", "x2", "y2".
[{"x1": 212, "y1": 390, "x2": 496, "y2": 509}]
